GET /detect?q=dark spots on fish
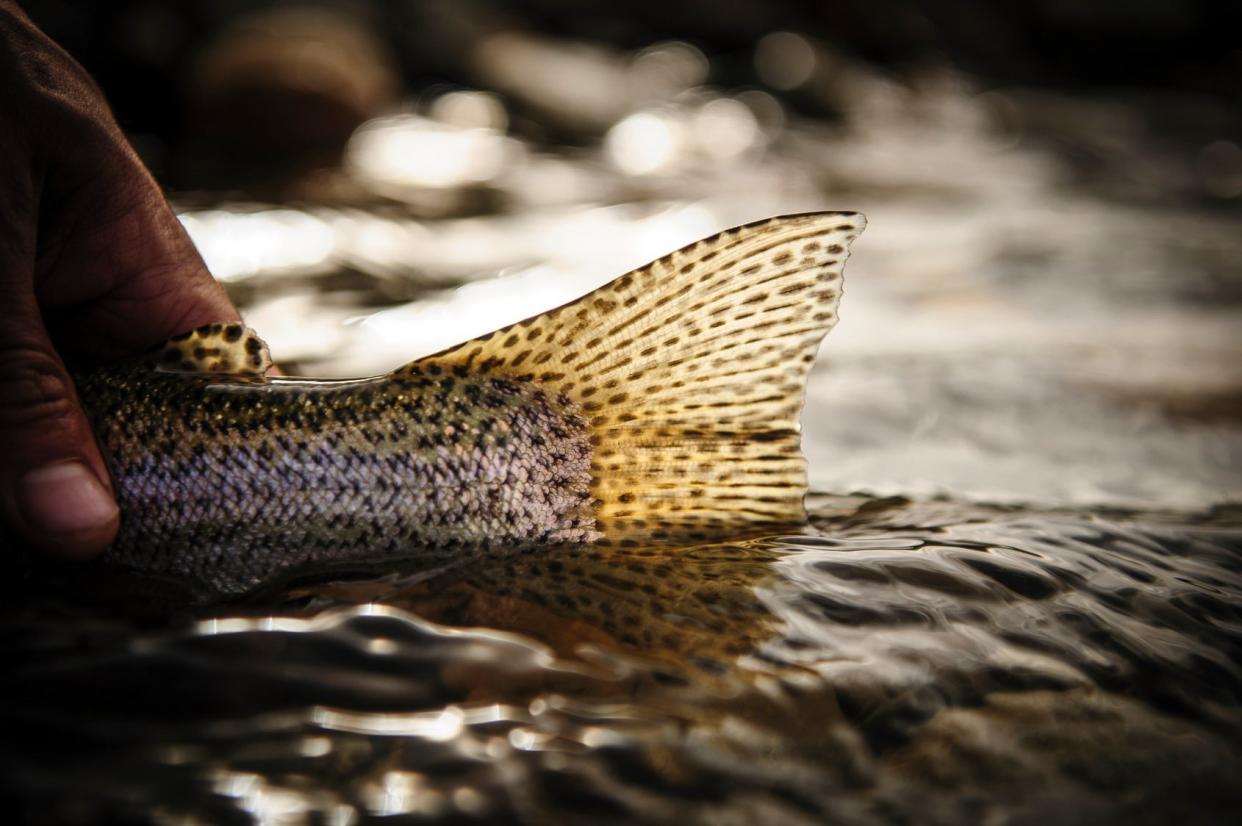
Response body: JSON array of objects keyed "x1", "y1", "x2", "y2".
[
  {"x1": 244, "y1": 337, "x2": 262, "y2": 354},
  {"x1": 223, "y1": 325, "x2": 244, "y2": 343},
  {"x1": 751, "y1": 430, "x2": 790, "y2": 443}
]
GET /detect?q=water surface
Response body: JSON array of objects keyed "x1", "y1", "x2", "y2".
[
  {"x1": 5, "y1": 24, "x2": 1241, "y2": 825},
  {"x1": 4, "y1": 496, "x2": 1239, "y2": 824}
]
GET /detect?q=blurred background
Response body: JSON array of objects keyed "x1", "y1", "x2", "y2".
[{"x1": 30, "y1": 0, "x2": 1242, "y2": 508}]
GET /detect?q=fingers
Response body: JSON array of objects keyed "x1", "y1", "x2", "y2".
[
  {"x1": 0, "y1": 46, "x2": 117, "y2": 560},
  {"x1": 0, "y1": 5, "x2": 243, "y2": 559},
  {"x1": 3, "y1": 1, "x2": 240, "y2": 362},
  {"x1": 0, "y1": 285, "x2": 119, "y2": 559},
  {"x1": 0, "y1": 7, "x2": 223, "y2": 558},
  {"x1": 33, "y1": 93, "x2": 241, "y2": 363},
  {"x1": 38, "y1": 167, "x2": 242, "y2": 362}
]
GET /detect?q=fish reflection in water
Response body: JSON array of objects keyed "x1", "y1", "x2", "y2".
[
  {"x1": 4, "y1": 496, "x2": 1240, "y2": 824},
  {"x1": 269, "y1": 536, "x2": 786, "y2": 681}
]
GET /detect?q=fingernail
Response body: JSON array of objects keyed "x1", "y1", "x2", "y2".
[{"x1": 16, "y1": 461, "x2": 119, "y2": 536}]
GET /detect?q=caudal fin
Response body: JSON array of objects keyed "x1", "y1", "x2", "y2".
[{"x1": 403, "y1": 212, "x2": 865, "y2": 543}]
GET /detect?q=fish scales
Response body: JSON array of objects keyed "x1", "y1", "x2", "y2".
[
  {"x1": 77, "y1": 369, "x2": 595, "y2": 592},
  {"x1": 71, "y1": 212, "x2": 865, "y2": 595}
]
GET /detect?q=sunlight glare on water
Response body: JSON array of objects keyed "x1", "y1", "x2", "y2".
[
  {"x1": 4, "y1": 9, "x2": 1241, "y2": 826},
  {"x1": 5, "y1": 499, "x2": 1240, "y2": 824}
]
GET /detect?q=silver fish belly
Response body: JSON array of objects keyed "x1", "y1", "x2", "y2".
[{"x1": 78, "y1": 369, "x2": 595, "y2": 593}]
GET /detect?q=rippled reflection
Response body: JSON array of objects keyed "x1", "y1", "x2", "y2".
[
  {"x1": 8, "y1": 7, "x2": 1241, "y2": 823},
  {"x1": 268, "y1": 538, "x2": 790, "y2": 681},
  {"x1": 3, "y1": 496, "x2": 1240, "y2": 823}
]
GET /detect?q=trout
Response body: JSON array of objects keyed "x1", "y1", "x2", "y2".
[{"x1": 75, "y1": 212, "x2": 865, "y2": 594}]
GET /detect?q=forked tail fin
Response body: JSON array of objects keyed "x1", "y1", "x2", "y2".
[{"x1": 402, "y1": 212, "x2": 865, "y2": 543}]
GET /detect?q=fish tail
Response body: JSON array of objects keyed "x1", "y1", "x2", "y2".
[{"x1": 402, "y1": 212, "x2": 865, "y2": 543}]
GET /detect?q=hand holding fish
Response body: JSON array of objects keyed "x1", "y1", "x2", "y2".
[
  {"x1": 78, "y1": 213, "x2": 863, "y2": 594},
  {"x1": 0, "y1": 2, "x2": 866, "y2": 594},
  {"x1": 0, "y1": 1, "x2": 239, "y2": 559}
]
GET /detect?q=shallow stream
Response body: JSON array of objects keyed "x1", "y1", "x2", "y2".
[
  {"x1": 4, "y1": 497, "x2": 1241, "y2": 824},
  {"x1": 4, "y1": 35, "x2": 1241, "y2": 825}
]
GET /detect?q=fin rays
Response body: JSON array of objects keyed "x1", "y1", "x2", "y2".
[{"x1": 402, "y1": 211, "x2": 865, "y2": 542}]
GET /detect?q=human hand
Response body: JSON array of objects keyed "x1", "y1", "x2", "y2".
[{"x1": 0, "y1": 2, "x2": 239, "y2": 559}]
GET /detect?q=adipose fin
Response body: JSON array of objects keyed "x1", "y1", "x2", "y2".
[{"x1": 152, "y1": 322, "x2": 273, "y2": 377}]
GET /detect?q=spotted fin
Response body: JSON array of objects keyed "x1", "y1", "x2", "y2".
[
  {"x1": 154, "y1": 322, "x2": 273, "y2": 376},
  {"x1": 403, "y1": 212, "x2": 865, "y2": 542}
]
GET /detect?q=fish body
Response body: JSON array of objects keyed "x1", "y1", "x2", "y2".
[
  {"x1": 77, "y1": 370, "x2": 595, "y2": 592},
  {"x1": 76, "y1": 212, "x2": 865, "y2": 594}
]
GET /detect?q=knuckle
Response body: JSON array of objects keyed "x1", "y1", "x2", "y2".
[{"x1": 0, "y1": 347, "x2": 80, "y2": 430}]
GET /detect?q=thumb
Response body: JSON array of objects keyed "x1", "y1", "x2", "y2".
[{"x1": 0, "y1": 287, "x2": 119, "y2": 559}]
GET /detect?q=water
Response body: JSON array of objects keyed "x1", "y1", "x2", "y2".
[
  {"x1": 6, "y1": 26, "x2": 1242, "y2": 826},
  {"x1": 4, "y1": 497, "x2": 1240, "y2": 824}
]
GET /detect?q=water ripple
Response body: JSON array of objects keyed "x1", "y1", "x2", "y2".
[{"x1": 2, "y1": 496, "x2": 1240, "y2": 824}]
